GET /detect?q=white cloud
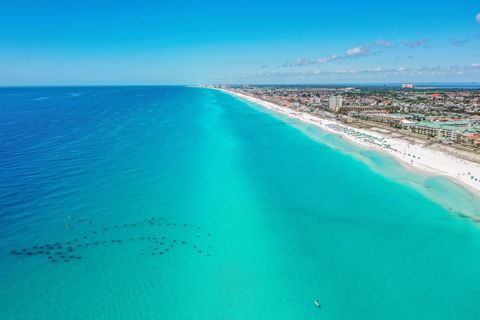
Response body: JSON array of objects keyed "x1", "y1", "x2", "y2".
[
  {"x1": 282, "y1": 39, "x2": 394, "y2": 68},
  {"x1": 317, "y1": 54, "x2": 338, "y2": 64},
  {"x1": 402, "y1": 39, "x2": 429, "y2": 48},
  {"x1": 240, "y1": 64, "x2": 480, "y2": 81},
  {"x1": 476, "y1": 13, "x2": 480, "y2": 23},
  {"x1": 346, "y1": 46, "x2": 370, "y2": 57},
  {"x1": 282, "y1": 54, "x2": 339, "y2": 67},
  {"x1": 375, "y1": 39, "x2": 392, "y2": 48}
]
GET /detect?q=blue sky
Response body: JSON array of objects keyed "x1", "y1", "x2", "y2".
[{"x1": 0, "y1": 0, "x2": 479, "y2": 85}]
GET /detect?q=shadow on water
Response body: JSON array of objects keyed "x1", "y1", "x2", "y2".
[{"x1": 8, "y1": 217, "x2": 213, "y2": 264}]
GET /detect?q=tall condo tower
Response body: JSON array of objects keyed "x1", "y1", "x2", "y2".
[{"x1": 329, "y1": 95, "x2": 343, "y2": 112}]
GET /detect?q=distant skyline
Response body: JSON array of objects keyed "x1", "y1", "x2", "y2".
[{"x1": 1, "y1": 1, "x2": 479, "y2": 85}]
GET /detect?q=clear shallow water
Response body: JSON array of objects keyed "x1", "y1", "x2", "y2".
[{"x1": 1, "y1": 86, "x2": 480, "y2": 320}]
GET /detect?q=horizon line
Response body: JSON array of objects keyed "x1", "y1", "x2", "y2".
[{"x1": 1, "y1": 81, "x2": 480, "y2": 89}]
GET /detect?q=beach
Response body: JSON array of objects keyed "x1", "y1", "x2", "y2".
[
  {"x1": 3, "y1": 86, "x2": 480, "y2": 319},
  {"x1": 219, "y1": 88, "x2": 480, "y2": 197}
]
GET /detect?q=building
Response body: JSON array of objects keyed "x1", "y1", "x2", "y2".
[
  {"x1": 402, "y1": 83, "x2": 415, "y2": 89},
  {"x1": 410, "y1": 121, "x2": 479, "y2": 142},
  {"x1": 337, "y1": 105, "x2": 371, "y2": 113},
  {"x1": 329, "y1": 96, "x2": 343, "y2": 112},
  {"x1": 358, "y1": 112, "x2": 406, "y2": 127},
  {"x1": 462, "y1": 134, "x2": 480, "y2": 147}
]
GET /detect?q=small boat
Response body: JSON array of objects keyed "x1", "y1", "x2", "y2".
[{"x1": 314, "y1": 300, "x2": 321, "y2": 308}]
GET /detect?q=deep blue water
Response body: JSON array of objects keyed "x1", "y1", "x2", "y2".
[{"x1": 1, "y1": 86, "x2": 480, "y2": 319}]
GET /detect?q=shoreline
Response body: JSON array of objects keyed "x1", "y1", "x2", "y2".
[{"x1": 217, "y1": 88, "x2": 480, "y2": 199}]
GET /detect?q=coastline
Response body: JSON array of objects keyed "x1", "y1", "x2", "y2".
[{"x1": 216, "y1": 88, "x2": 480, "y2": 199}]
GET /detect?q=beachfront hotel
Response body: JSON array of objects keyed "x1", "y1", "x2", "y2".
[{"x1": 329, "y1": 95, "x2": 343, "y2": 112}]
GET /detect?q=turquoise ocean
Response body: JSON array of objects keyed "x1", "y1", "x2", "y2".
[{"x1": 1, "y1": 86, "x2": 480, "y2": 319}]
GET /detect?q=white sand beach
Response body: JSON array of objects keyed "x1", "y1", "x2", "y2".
[{"x1": 220, "y1": 89, "x2": 480, "y2": 197}]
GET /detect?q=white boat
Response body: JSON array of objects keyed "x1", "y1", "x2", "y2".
[{"x1": 314, "y1": 300, "x2": 321, "y2": 308}]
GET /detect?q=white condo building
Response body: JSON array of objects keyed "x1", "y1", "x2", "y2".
[{"x1": 329, "y1": 96, "x2": 343, "y2": 112}]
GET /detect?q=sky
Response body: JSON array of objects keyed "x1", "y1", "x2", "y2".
[{"x1": 0, "y1": 0, "x2": 479, "y2": 85}]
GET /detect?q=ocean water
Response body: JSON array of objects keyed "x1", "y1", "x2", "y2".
[{"x1": 1, "y1": 86, "x2": 480, "y2": 320}]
